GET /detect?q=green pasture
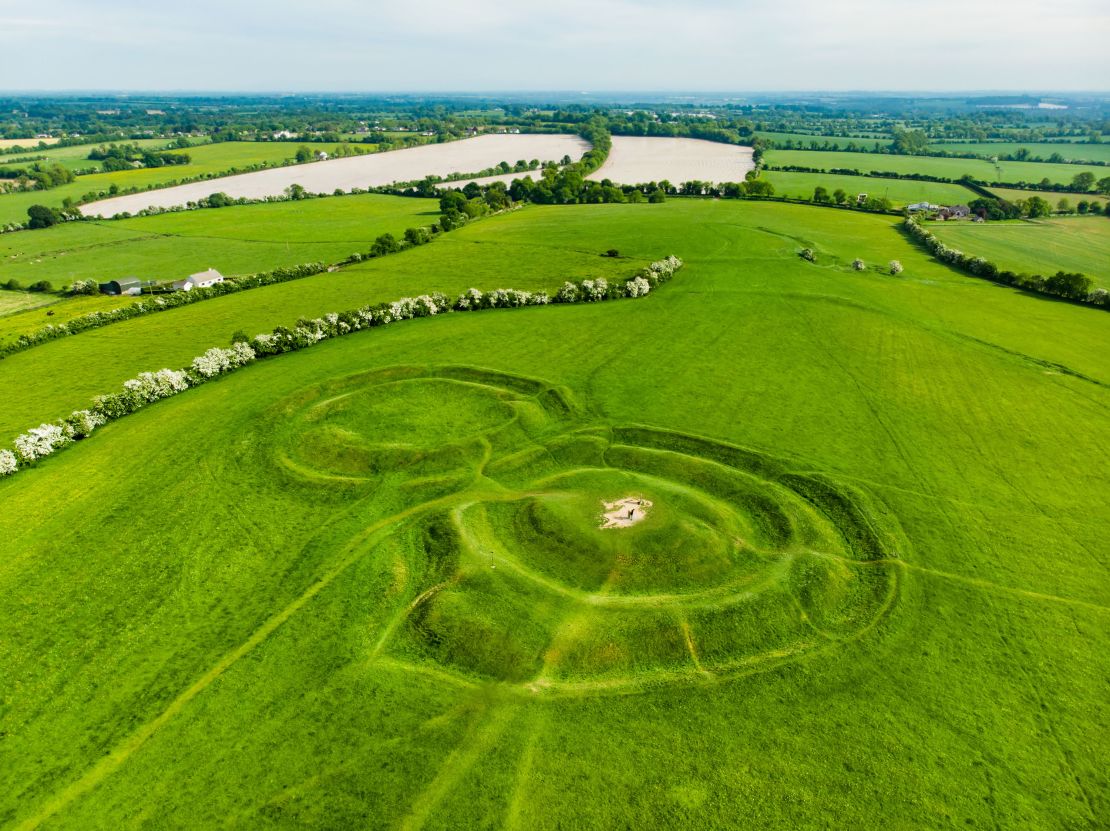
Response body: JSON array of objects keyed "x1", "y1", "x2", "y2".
[
  {"x1": 765, "y1": 149, "x2": 1109, "y2": 187},
  {"x1": 0, "y1": 289, "x2": 56, "y2": 316},
  {"x1": 929, "y1": 141, "x2": 1110, "y2": 165},
  {"x1": 0, "y1": 194, "x2": 439, "y2": 345},
  {"x1": 0, "y1": 199, "x2": 1107, "y2": 829},
  {"x1": 987, "y1": 186, "x2": 1106, "y2": 209},
  {"x1": 760, "y1": 170, "x2": 977, "y2": 206},
  {"x1": 0, "y1": 139, "x2": 179, "y2": 172},
  {"x1": 0, "y1": 141, "x2": 357, "y2": 226},
  {"x1": 931, "y1": 215, "x2": 1110, "y2": 287},
  {"x1": 756, "y1": 131, "x2": 889, "y2": 150}
]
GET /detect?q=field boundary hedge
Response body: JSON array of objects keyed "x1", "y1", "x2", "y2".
[
  {"x1": 0, "y1": 256, "x2": 683, "y2": 479},
  {"x1": 902, "y1": 215, "x2": 1108, "y2": 309}
]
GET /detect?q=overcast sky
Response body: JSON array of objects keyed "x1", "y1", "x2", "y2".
[{"x1": 2, "y1": 0, "x2": 1108, "y2": 92}]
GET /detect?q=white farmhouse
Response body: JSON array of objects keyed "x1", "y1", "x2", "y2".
[{"x1": 172, "y1": 268, "x2": 225, "y2": 292}]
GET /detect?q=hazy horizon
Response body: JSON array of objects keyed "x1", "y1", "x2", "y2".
[{"x1": 3, "y1": 0, "x2": 1107, "y2": 93}]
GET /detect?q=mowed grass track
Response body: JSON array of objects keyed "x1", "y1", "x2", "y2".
[
  {"x1": 765, "y1": 148, "x2": 1109, "y2": 186},
  {"x1": 0, "y1": 141, "x2": 347, "y2": 225},
  {"x1": 0, "y1": 200, "x2": 1107, "y2": 829},
  {"x1": 931, "y1": 216, "x2": 1110, "y2": 287},
  {"x1": 0, "y1": 194, "x2": 439, "y2": 345},
  {"x1": 760, "y1": 170, "x2": 977, "y2": 206}
]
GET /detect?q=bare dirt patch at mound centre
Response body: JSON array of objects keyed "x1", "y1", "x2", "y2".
[{"x1": 601, "y1": 496, "x2": 653, "y2": 529}]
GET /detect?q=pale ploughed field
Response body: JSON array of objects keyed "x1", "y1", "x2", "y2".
[
  {"x1": 79, "y1": 134, "x2": 590, "y2": 216},
  {"x1": 588, "y1": 136, "x2": 755, "y2": 185},
  {"x1": 442, "y1": 137, "x2": 758, "y2": 190}
]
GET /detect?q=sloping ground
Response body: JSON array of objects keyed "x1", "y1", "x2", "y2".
[
  {"x1": 79, "y1": 135, "x2": 590, "y2": 217},
  {"x1": 0, "y1": 200, "x2": 1108, "y2": 830},
  {"x1": 588, "y1": 136, "x2": 755, "y2": 185}
]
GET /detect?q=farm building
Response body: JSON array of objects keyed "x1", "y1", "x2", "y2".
[
  {"x1": 172, "y1": 268, "x2": 225, "y2": 292},
  {"x1": 907, "y1": 201, "x2": 939, "y2": 212},
  {"x1": 99, "y1": 277, "x2": 144, "y2": 296}
]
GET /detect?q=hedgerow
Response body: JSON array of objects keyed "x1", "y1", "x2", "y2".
[
  {"x1": 903, "y1": 215, "x2": 1106, "y2": 308},
  {"x1": 0, "y1": 256, "x2": 682, "y2": 478}
]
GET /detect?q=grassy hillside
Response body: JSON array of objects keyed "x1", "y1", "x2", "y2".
[
  {"x1": 765, "y1": 149, "x2": 1108, "y2": 187},
  {"x1": 931, "y1": 215, "x2": 1110, "y2": 287},
  {"x1": 760, "y1": 170, "x2": 977, "y2": 206},
  {"x1": 0, "y1": 199, "x2": 1107, "y2": 830}
]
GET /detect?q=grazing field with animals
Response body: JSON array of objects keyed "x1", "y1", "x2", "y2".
[{"x1": 1, "y1": 195, "x2": 1107, "y2": 829}]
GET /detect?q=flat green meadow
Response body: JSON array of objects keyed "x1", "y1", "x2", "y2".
[
  {"x1": 760, "y1": 170, "x2": 978, "y2": 206},
  {"x1": 0, "y1": 198, "x2": 1106, "y2": 830},
  {"x1": 931, "y1": 215, "x2": 1110, "y2": 287},
  {"x1": 765, "y1": 148, "x2": 1109, "y2": 187}
]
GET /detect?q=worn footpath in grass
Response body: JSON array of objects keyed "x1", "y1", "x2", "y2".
[{"x1": 0, "y1": 198, "x2": 1107, "y2": 830}]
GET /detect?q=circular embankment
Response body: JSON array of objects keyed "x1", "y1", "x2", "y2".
[
  {"x1": 78, "y1": 134, "x2": 590, "y2": 217},
  {"x1": 266, "y1": 365, "x2": 903, "y2": 697}
]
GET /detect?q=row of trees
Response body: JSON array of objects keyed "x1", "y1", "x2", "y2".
[
  {"x1": 87, "y1": 143, "x2": 191, "y2": 170},
  {"x1": 904, "y1": 216, "x2": 1107, "y2": 308}
]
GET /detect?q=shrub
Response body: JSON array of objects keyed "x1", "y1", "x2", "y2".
[
  {"x1": 800, "y1": 248, "x2": 816, "y2": 262},
  {"x1": 28, "y1": 280, "x2": 53, "y2": 293},
  {"x1": 888, "y1": 260, "x2": 904, "y2": 275},
  {"x1": 0, "y1": 449, "x2": 17, "y2": 476},
  {"x1": 852, "y1": 259, "x2": 866, "y2": 271},
  {"x1": 605, "y1": 249, "x2": 620, "y2": 258},
  {"x1": 70, "y1": 279, "x2": 99, "y2": 295}
]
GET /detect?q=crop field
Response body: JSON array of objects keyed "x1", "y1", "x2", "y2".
[
  {"x1": 929, "y1": 141, "x2": 1110, "y2": 165},
  {"x1": 0, "y1": 193, "x2": 440, "y2": 346},
  {"x1": 0, "y1": 197, "x2": 1107, "y2": 829},
  {"x1": 588, "y1": 137, "x2": 755, "y2": 184},
  {"x1": 80, "y1": 135, "x2": 591, "y2": 217},
  {"x1": 931, "y1": 215, "x2": 1110, "y2": 287},
  {"x1": 764, "y1": 149, "x2": 1109, "y2": 187},
  {"x1": 0, "y1": 141, "x2": 335, "y2": 226},
  {"x1": 0, "y1": 137, "x2": 61, "y2": 149},
  {"x1": 760, "y1": 170, "x2": 978, "y2": 206}
]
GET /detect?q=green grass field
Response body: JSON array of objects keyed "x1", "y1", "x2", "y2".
[
  {"x1": 0, "y1": 141, "x2": 363, "y2": 226},
  {"x1": 760, "y1": 170, "x2": 978, "y2": 206},
  {"x1": 987, "y1": 186, "x2": 1106, "y2": 209},
  {"x1": 931, "y1": 215, "x2": 1110, "y2": 287},
  {"x1": 0, "y1": 139, "x2": 180, "y2": 172},
  {"x1": 0, "y1": 193, "x2": 440, "y2": 346},
  {"x1": 0, "y1": 288, "x2": 56, "y2": 315},
  {"x1": 765, "y1": 149, "x2": 1109, "y2": 187},
  {"x1": 929, "y1": 141, "x2": 1110, "y2": 165},
  {"x1": 0, "y1": 198, "x2": 1107, "y2": 829},
  {"x1": 755, "y1": 131, "x2": 890, "y2": 150}
]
